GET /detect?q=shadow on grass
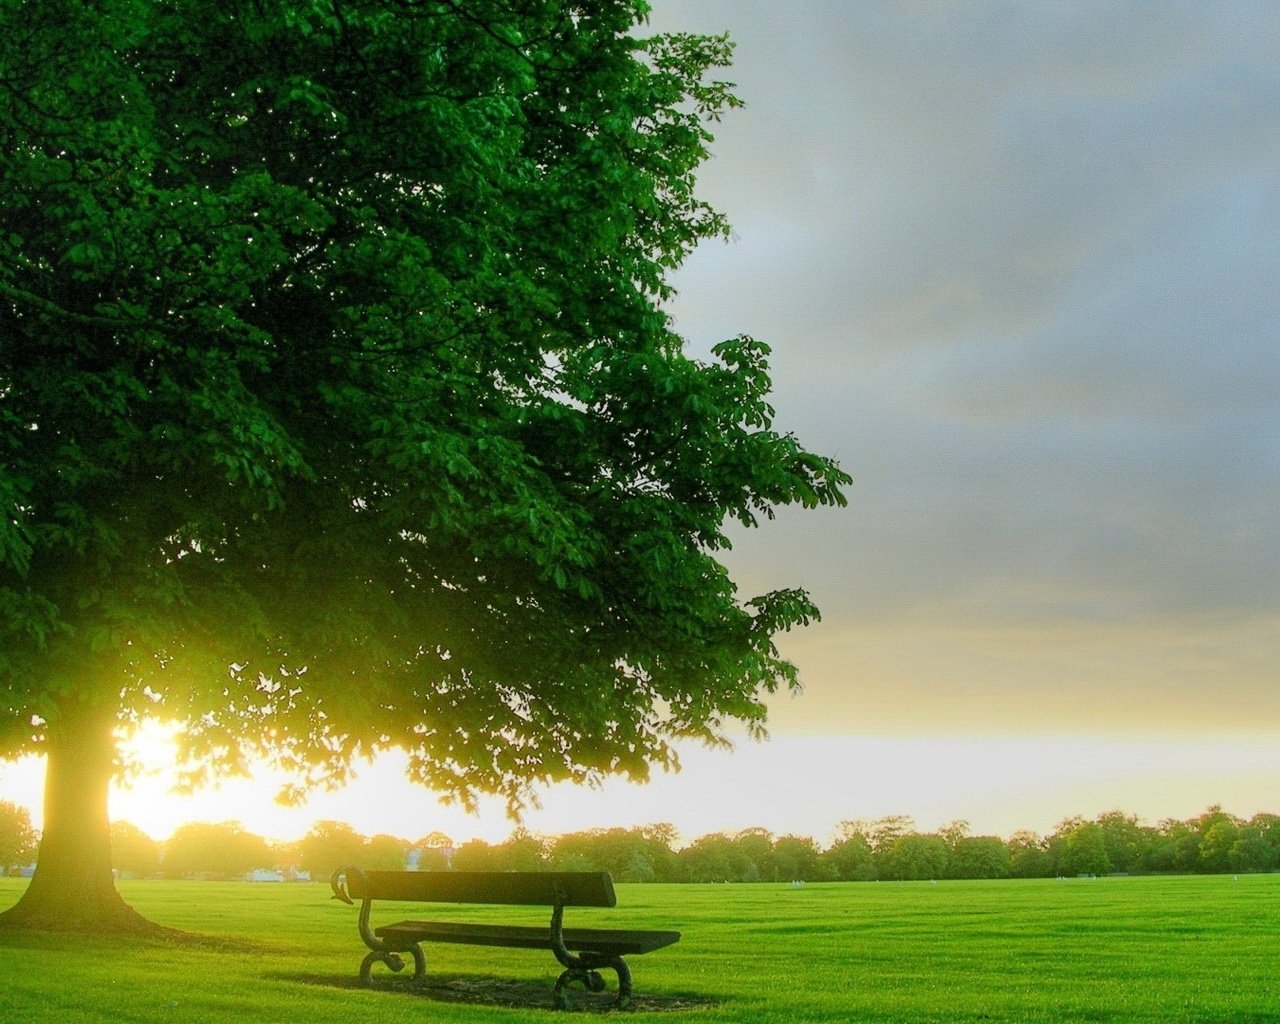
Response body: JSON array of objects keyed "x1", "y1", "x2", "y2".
[
  {"x1": 0, "y1": 927, "x2": 288, "y2": 957},
  {"x1": 269, "y1": 969, "x2": 720, "y2": 1014}
]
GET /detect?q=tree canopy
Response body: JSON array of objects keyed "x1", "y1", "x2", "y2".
[{"x1": 0, "y1": 0, "x2": 847, "y2": 928}]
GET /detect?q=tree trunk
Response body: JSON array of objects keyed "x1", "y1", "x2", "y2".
[{"x1": 0, "y1": 706, "x2": 163, "y2": 933}]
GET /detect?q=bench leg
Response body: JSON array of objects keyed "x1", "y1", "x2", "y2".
[
  {"x1": 359, "y1": 944, "x2": 426, "y2": 989},
  {"x1": 553, "y1": 955, "x2": 632, "y2": 1010}
]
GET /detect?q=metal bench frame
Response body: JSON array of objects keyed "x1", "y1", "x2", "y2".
[{"x1": 330, "y1": 866, "x2": 679, "y2": 1009}]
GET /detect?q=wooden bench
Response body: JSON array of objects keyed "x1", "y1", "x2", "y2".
[{"x1": 330, "y1": 867, "x2": 680, "y2": 1009}]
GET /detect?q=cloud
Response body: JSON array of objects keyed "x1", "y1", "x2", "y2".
[
  {"x1": 669, "y1": 0, "x2": 1280, "y2": 357},
  {"x1": 653, "y1": 1, "x2": 1280, "y2": 733}
]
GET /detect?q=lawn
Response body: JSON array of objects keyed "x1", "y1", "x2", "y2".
[{"x1": 0, "y1": 874, "x2": 1277, "y2": 1023}]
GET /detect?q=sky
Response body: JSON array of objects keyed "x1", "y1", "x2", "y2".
[{"x1": 3, "y1": 0, "x2": 1280, "y2": 848}]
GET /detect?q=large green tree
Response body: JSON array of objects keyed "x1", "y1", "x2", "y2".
[{"x1": 0, "y1": 0, "x2": 848, "y2": 931}]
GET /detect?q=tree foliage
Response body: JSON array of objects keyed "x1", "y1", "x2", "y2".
[
  {"x1": 296, "y1": 820, "x2": 367, "y2": 879},
  {"x1": 1058, "y1": 822, "x2": 1112, "y2": 877},
  {"x1": 0, "y1": 800, "x2": 37, "y2": 870},
  {"x1": 0, "y1": 0, "x2": 849, "y2": 899},
  {"x1": 77, "y1": 802, "x2": 1280, "y2": 886},
  {"x1": 296, "y1": 824, "x2": 410, "y2": 874},
  {"x1": 549, "y1": 825, "x2": 677, "y2": 881},
  {"x1": 161, "y1": 820, "x2": 272, "y2": 878},
  {"x1": 1006, "y1": 830, "x2": 1053, "y2": 879},
  {"x1": 109, "y1": 821, "x2": 161, "y2": 877},
  {"x1": 825, "y1": 831, "x2": 876, "y2": 881},
  {"x1": 365, "y1": 833, "x2": 410, "y2": 872},
  {"x1": 878, "y1": 833, "x2": 948, "y2": 882},
  {"x1": 451, "y1": 826, "x2": 547, "y2": 872},
  {"x1": 946, "y1": 836, "x2": 1011, "y2": 880}
]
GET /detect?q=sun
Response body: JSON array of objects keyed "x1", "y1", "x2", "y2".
[
  {"x1": 117, "y1": 718, "x2": 182, "y2": 776},
  {"x1": 111, "y1": 717, "x2": 287, "y2": 841}
]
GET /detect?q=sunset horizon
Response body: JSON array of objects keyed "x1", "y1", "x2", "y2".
[{"x1": 6, "y1": 724, "x2": 1280, "y2": 850}]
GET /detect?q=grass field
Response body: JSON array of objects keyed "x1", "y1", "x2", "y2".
[{"x1": 1, "y1": 874, "x2": 1277, "y2": 1023}]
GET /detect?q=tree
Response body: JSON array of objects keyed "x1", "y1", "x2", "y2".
[
  {"x1": 1090, "y1": 811, "x2": 1144, "y2": 873},
  {"x1": 878, "y1": 833, "x2": 948, "y2": 882},
  {"x1": 823, "y1": 831, "x2": 876, "y2": 881},
  {"x1": 452, "y1": 829, "x2": 546, "y2": 872},
  {"x1": 635, "y1": 824, "x2": 680, "y2": 882},
  {"x1": 161, "y1": 821, "x2": 272, "y2": 879},
  {"x1": 938, "y1": 819, "x2": 970, "y2": 851},
  {"x1": 494, "y1": 828, "x2": 549, "y2": 872},
  {"x1": 733, "y1": 828, "x2": 775, "y2": 882},
  {"x1": 1248, "y1": 812, "x2": 1280, "y2": 847},
  {"x1": 1058, "y1": 823, "x2": 1111, "y2": 877},
  {"x1": 110, "y1": 821, "x2": 161, "y2": 878},
  {"x1": 1006, "y1": 831, "x2": 1053, "y2": 879},
  {"x1": 450, "y1": 839, "x2": 502, "y2": 873},
  {"x1": 676, "y1": 833, "x2": 751, "y2": 883},
  {"x1": 297, "y1": 820, "x2": 367, "y2": 880},
  {"x1": 1144, "y1": 825, "x2": 1178, "y2": 873},
  {"x1": 1228, "y1": 827, "x2": 1278, "y2": 874},
  {"x1": 0, "y1": 801, "x2": 37, "y2": 872},
  {"x1": 946, "y1": 836, "x2": 1011, "y2": 880},
  {"x1": 771, "y1": 834, "x2": 827, "y2": 882},
  {"x1": 412, "y1": 831, "x2": 455, "y2": 871},
  {"x1": 548, "y1": 825, "x2": 676, "y2": 882},
  {"x1": 0, "y1": 0, "x2": 848, "y2": 931},
  {"x1": 1244, "y1": 813, "x2": 1280, "y2": 870},
  {"x1": 550, "y1": 829, "x2": 615, "y2": 872},
  {"x1": 364, "y1": 834, "x2": 410, "y2": 872},
  {"x1": 1172, "y1": 829, "x2": 1203, "y2": 873},
  {"x1": 867, "y1": 816, "x2": 916, "y2": 857},
  {"x1": 1199, "y1": 818, "x2": 1242, "y2": 874}
]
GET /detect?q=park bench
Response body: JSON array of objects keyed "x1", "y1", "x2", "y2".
[{"x1": 330, "y1": 867, "x2": 680, "y2": 1009}]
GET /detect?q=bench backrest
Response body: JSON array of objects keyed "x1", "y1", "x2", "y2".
[{"x1": 337, "y1": 868, "x2": 617, "y2": 908}]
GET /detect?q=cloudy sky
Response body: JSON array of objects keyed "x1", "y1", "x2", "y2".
[
  {"x1": 638, "y1": 0, "x2": 1280, "y2": 833},
  {"x1": 657, "y1": 0, "x2": 1280, "y2": 731},
  {"x1": 3, "y1": 0, "x2": 1279, "y2": 845}
]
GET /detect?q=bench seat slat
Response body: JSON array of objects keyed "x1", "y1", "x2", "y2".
[{"x1": 375, "y1": 920, "x2": 681, "y2": 957}]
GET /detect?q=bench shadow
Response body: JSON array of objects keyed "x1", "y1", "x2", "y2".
[{"x1": 267, "y1": 969, "x2": 720, "y2": 1013}]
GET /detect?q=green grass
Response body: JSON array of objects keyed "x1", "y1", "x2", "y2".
[{"x1": 1, "y1": 874, "x2": 1278, "y2": 1023}]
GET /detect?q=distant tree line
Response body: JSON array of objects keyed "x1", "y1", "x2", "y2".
[
  {"x1": 439, "y1": 806, "x2": 1280, "y2": 882},
  {"x1": 106, "y1": 819, "x2": 432, "y2": 881},
  {"x1": 6, "y1": 804, "x2": 1279, "y2": 882}
]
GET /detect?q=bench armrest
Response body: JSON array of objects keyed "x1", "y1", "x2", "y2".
[{"x1": 331, "y1": 866, "x2": 365, "y2": 905}]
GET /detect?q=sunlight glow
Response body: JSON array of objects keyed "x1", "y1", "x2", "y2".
[{"x1": 4, "y1": 727, "x2": 1280, "y2": 846}]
